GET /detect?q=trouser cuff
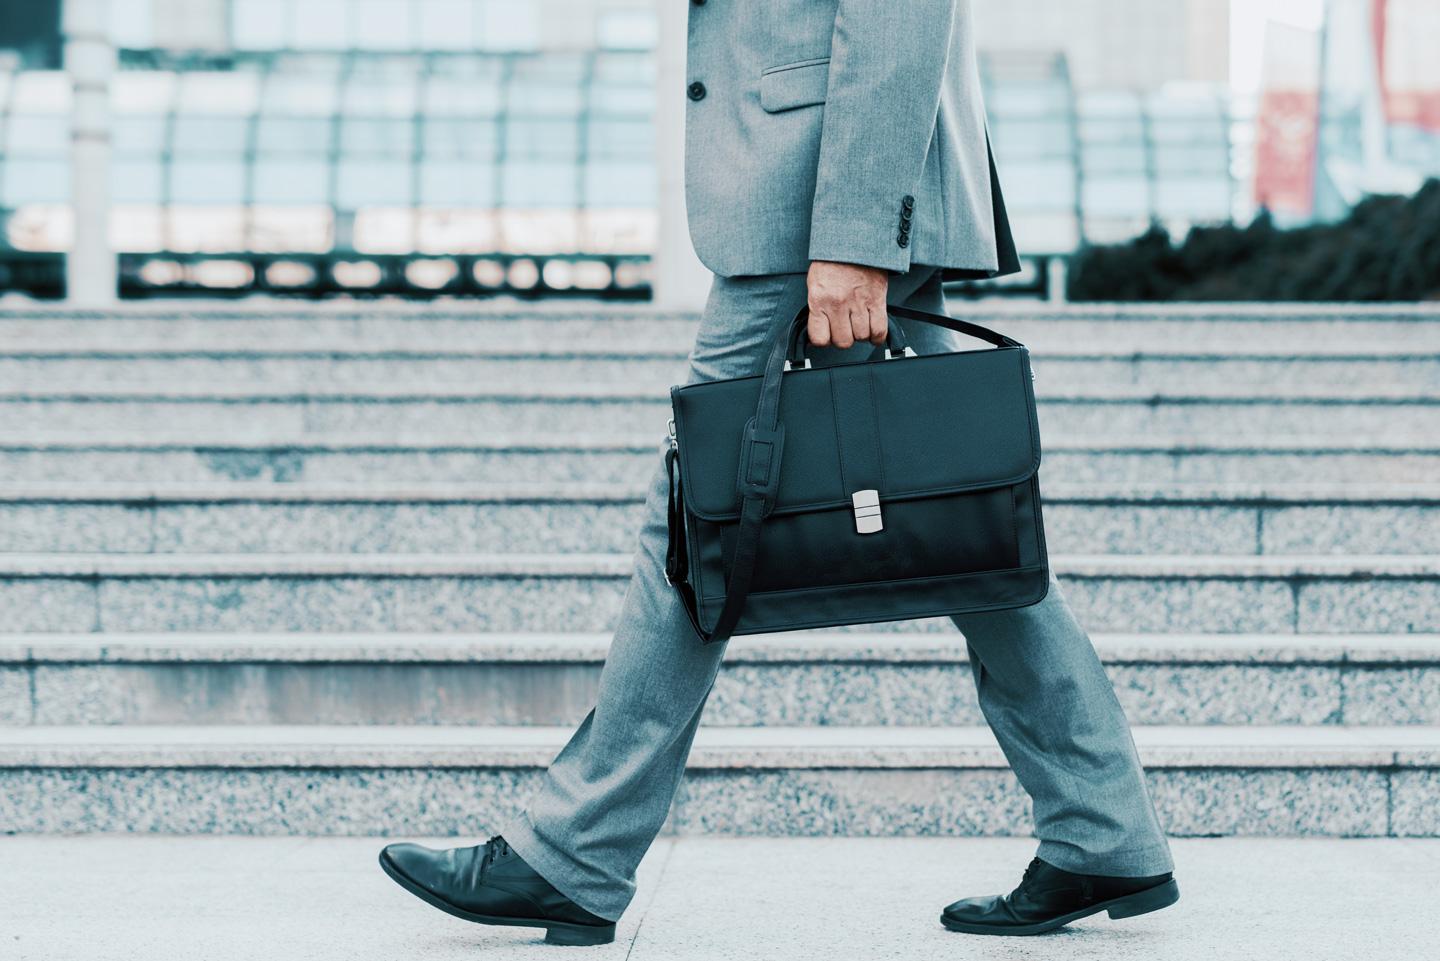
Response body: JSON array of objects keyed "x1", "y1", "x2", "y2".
[{"x1": 498, "y1": 812, "x2": 633, "y2": 922}]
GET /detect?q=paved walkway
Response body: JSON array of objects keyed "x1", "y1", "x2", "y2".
[{"x1": 5, "y1": 836, "x2": 1436, "y2": 960}]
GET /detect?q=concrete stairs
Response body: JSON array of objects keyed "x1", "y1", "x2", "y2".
[{"x1": 1, "y1": 302, "x2": 1437, "y2": 837}]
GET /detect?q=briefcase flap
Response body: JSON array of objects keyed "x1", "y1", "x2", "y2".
[{"x1": 671, "y1": 346, "x2": 1040, "y2": 523}]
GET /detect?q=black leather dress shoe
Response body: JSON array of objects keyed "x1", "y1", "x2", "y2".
[
  {"x1": 379, "y1": 836, "x2": 616, "y2": 946},
  {"x1": 941, "y1": 856, "x2": 1178, "y2": 936}
]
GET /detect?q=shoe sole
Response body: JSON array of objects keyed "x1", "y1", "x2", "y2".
[
  {"x1": 378, "y1": 850, "x2": 617, "y2": 946},
  {"x1": 941, "y1": 878, "x2": 1180, "y2": 936}
]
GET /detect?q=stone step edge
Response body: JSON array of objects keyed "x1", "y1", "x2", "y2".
[
  {"x1": 1, "y1": 432, "x2": 1437, "y2": 455},
  {"x1": 0, "y1": 552, "x2": 1434, "y2": 579},
  {"x1": 3, "y1": 302, "x2": 1439, "y2": 319},
  {"x1": 7, "y1": 346, "x2": 1440, "y2": 361},
  {"x1": 1, "y1": 383, "x2": 1436, "y2": 403},
  {"x1": 1, "y1": 724, "x2": 1435, "y2": 769},
  {"x1": 1, "y1": 481, "x2": 1437, "y2": 505},
  {"x1": 4, "y1": 630, "x2": 1435, "y2": 666}
]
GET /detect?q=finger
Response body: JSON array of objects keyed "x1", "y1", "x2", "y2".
[
  {"x1": 808, "y1": 307, "x2": 832, "y2": 348},
  {"x1": 850, "y1": 304, "x2": 873, "y2": 346},
  {"x1": 869, "y1": 305, "x2": 888, "y2": 346},
  {"x1": 832, "y1": 308, "x2": 855, "y2": 349}
]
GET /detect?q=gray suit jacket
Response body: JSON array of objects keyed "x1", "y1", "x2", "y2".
[{"x1": 684, "y1": 0, "x2": 1019, "y2": 278}]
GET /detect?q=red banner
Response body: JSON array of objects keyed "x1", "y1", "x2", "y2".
[{"x1": 1254, "y1": 90, "x2": 1320, "y2": 216}]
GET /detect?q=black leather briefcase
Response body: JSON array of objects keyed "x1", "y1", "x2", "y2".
[{"x1": 664, "y1": 304, "x2": 1050, "y2": 644}]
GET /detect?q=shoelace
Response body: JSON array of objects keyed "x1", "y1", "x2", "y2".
[
  {"x1": 485, "y1": 836, "x2": 511, "y2": 866},
  {"x1": 466, "y1": 836, "x2": 512, "y2": 889}
]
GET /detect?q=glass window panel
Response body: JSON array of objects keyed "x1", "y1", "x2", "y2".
[
  {"x1": 1078, "y1": 91, "x2": 1143, "y2": 116},
  {"x1": 999, "y1": 164, "x2": 1076, "y2": 207},
  {"x1": 354, "y1": 0, "x2": 414, "y2": 50},
  {"x1": 342, "y1": 77, "x2": 419, "y2": 117},
  {"x1": 988, "y1": 120, "x2": 1074, "y2": 160},
  {"x1": 168, "y1": 207, "x2": 247, "y2": 252},
  {"x1": 1154, "y1": 145, "x2": 1229, "y2": 173},
  {"x1": 253, "y1": 159, "x2": 332, "y2": 203},
  {"x1": 109, "y1": 0, "x2": 156, "y2": 49},
  {"x1": 597, "y1": 10, "x2": 657, "y2": 50},
  {"x1": 262, "y1": 75, "x2": 340, "y2": 116},
  {"x1": 2, "y1": 160, "x2": 69, "y2": 205},
  {"x1": 505, "y1": 119, "x2": 579, "y2": 159},
  {"x1": 250, "y1": 206, "x2": 333, "y2": 253},
  {"x1": 232, "y1": 0, "x2": 291, "y2": 50},
  {"x1": 416, "y1": 210, "x2": 498, "y2": 254},
  {"x1": 178, "y1": 73, "x2": 260, "y2": 114},
  {"x1": 172, "y1": 117, "x2": 251, "y2": 154},
  {"x1": 478, "y1": 0, "x2": 539, "y2": 51},
  {"x1": 584, "y1": 164, "x2": 653, "y2": 206},
  {"x1": 113, "y1": 72, "x2": 177, "y2": 113},
  {"x1": 257, "y1": 116, "x2": 335, "y2": 153},
  {"x1": 988, "y1": 85, "x2": 1069, "y2": 116},
  {"x1": 422, "y1": 119, "x2": 499, "y2": 160},
  {"x1": 1154, "y1": 181, "x2": 1232, "y2": 217},
  {"x1": 423, "y1": 76, "x2": 503, "y2": 117},
  {"x1": 419, "y1": 0, "x2": 477, "y2": 51},
  {"x1": 171, "y1": 160, "x2": 248, "y2": 203},
  {"x1": 419, "y1": 161, "x2": 498, "y2": 206},
  {"x1": 340, "y1": 118, "x2": 415, "y2": 156},
  {"x1": 587, "y1": 119, "x2": 651, "y2": 157},
  {"x1": 336, "y1": 160, "x2": 414, "y2": 206},
  {"x1": 1081, "y1": 144, "x2": 1147, "y2": 174},
  {"x1": 352, "y1": 207, "x2": 415, "y2": 252},
  {"x1": 1082, "y1": 180, "x2": 1150, "y2": 217},
  {"x1": 112, "y1": 160, "x2": 166, "y2": 204},
  {"x1": 1079, "y1": 118, "x2": 1145, "y2": 145},
  {"x1": 6, "y1": 116, "x2": 69, "y2": 152},
  {"x1": 7, "y1": 205, "x2": 74, "y2": 252},
  {"x1": 592, "y1": 53, "x2": 654, "y2": 84},
  {"x1": 12, "y1": 73, "x2": 71, "y2": 111},
  {"x1": 111, "y1": 205, "x2": 165, "y2": 253},
  {"x1": 292, "y1": 0, "x2": 352, "y2": 49},
  {"x1": 502, "y1": 162, "x2": 578, "y2": 207},
  {"x1": 589, "y1": 82, "x2": 653, "y2": 117}
]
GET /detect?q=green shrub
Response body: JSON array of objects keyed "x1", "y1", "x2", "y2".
[{"x1": 1067, "y1": 178, "x2": 1440, "y2": 301}]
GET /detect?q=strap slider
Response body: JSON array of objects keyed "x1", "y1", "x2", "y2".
[{"x1": 737, "y1": 418, "x2": 786, "y2": 514}]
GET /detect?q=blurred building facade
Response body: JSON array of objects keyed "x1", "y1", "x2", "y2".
[{"x1": 0, "y1": 0, "x2": 1434, "y2": 300}]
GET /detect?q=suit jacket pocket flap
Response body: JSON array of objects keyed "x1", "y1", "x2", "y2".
[{"x1": 759, "y1": 58, "x2": 830, "y2": 113}]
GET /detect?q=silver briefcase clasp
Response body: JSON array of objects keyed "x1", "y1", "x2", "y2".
[{"x1": 852, "y1": 489, "x2": 883, "y2": 534}]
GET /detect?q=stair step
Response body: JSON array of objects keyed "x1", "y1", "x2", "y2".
[
  {"x1": 1, "y1": 385, "x2": 1434, "y2": 442},
  {"x1": 4, "y1": 303, "x2": 1440, "y2": 355},
  {"x1": 3, "y1": 354, "x2": 1438, "y2": 392},
  {"x1": 1, "y1": 482, "x2": 1435, "y2": 555},
  {"x1": 0, "y1": 551, "x2": 1435, "y2": 633},
  {"x1": 1, "y1": 435, "x2": 1436, "y2": 484},
  {"x1": 0, "y1": 723, "x2": 1433, "y2": 835},
  {"x1": 3, "y1": 631, "x2": 1434, "y2": 727}
]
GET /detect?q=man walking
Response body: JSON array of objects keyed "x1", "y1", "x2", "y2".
[{"x1": 379, "y1": 0, "x2": 1179, "y2": 944}]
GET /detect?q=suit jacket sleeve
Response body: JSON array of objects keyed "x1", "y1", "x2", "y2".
[{"x1": 806, "y1": 0, "x2": 958, "y2": 273}]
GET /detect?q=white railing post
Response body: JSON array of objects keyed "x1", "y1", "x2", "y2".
[
  {"x1": 63, "y1": 0, "x2": 117, "y2": 305},
  {"x1": 650, "y1": 0, "x2": 709, "y2": 310}
]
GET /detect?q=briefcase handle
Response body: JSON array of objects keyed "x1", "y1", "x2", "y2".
[{"x1": 784, "y1": 303, "x2": 1023, "y2": 368}]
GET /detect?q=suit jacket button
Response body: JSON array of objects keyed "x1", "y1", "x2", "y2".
[
  {"x1": 897, "y1": 235, "x2": 910, "y2": 248},
  {"x1": 688, "y1": 81, "x2": 707, "y2": 101},
  {"x1": 692, "y1": 0, "x2": 706, "y2": 4},
  {"x1": 902, "y1": 195, "x2": 915, "y2": 210}
]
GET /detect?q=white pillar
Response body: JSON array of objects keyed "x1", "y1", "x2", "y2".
[
  {"x1": 651, "y1": 0, "x2": 709, "y2": 309},
  {"x1": 63, "y1": 0, "x2": 117, "y2": 305}
]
